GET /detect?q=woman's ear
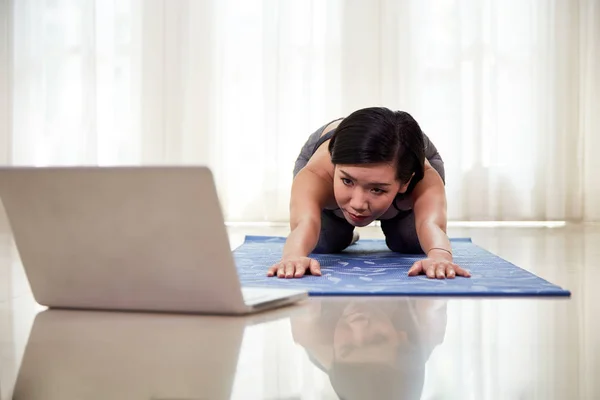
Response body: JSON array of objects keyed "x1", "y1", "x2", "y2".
[{"x1": 398, "y1": 173, "x2": 415, "y2": 193}]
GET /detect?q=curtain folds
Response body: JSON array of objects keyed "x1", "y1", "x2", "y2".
[{"x1": 1, "y1": 0, "x2": 598, "y2": 222}]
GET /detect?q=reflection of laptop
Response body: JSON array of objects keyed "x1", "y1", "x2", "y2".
[
  {"x1": 12, "y1": 308, "x2": 291, "y2": 399},
  {"x1": 0, "y1": 166, "x2": 307, "y2": 314}
]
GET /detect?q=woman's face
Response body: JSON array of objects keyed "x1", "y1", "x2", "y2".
[
  {"x1": 333, "y1": 302, "x2": 408, "y2": 364},
  {"x1": 333, "y1": 163, "x2": 409, "y2": 227}
]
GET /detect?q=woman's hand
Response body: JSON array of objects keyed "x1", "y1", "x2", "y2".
[
  {"x1": 408, "y1": 257, "x2": 471, "y2": 279},
  {"x1": 267, "y1": 256, "x2": 322, "y2": 278}
]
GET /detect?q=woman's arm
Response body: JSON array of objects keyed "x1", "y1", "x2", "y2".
[
  {"x1": 267, "y1": 165, "x2": 333, "y2": 278},
  {"x1": 284, "y1": 167, "x2": 330, "y2": 258},
  {"x1": 409, "y1": 161, "x2": 470, "y2": 278},
  {"x1": 412, "y1": 161, "x2": 452, "y2": 257}
]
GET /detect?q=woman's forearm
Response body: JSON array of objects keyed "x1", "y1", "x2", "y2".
[
  {"x1": 283, "y1": 217, "x2": 321, "y2": 258},
  {"x1": 417, "y1": 220, "x2": 453, "y2": 261}
]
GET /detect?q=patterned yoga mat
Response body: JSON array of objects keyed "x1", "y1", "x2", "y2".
[{"x1": 233, "y1": 236, "x2": 571, "y2": 297}]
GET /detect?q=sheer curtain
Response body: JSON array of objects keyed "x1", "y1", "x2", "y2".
[{"x1": 1, "y1": 0, "x2": 598, "y2": 223}]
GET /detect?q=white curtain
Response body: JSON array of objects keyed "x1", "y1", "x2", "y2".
[{"x1": 1, "y1": 0, "x2": 599, "y2": 223}]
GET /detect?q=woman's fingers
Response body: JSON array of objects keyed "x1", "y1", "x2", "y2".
[
  {"x1": 266, "y1": 257, "x2": 322, "y2": 279},
  {"x1": 447, "y1": 267, "x2": 456, "y2": 279},
  {"x1": 426, "y1": 264, "x2": 436, "y2": 278},
  {"x1": 294, "y1": 258, "x2": 310, "y2": 278},
  {"x1": 416, "y1": 261, "x2": 470, "y2": 279},
  {"x1": 284, "y1": 262, "x2": 296, "y2": 278},
  {"x1": 266, "y1": 264, "x2": 279, "y2": 277},
  {"x1": 454, "y1": 264, "x2": 471, "y2": 277},
  {"x1": 309, "y1": 258, "x2": 322, "y2": 276},
  {"x1": 265, "y1": 258, "x2": 316, "y2": 279},
  {"x1": 407, "y1": 260, "x2": 423, "y2": 276},
  {"x1": 436, "y1": 265, "x2": 446, "y2": 279}
]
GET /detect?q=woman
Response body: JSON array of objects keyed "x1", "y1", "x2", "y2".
[{"x1": 267, "y1": 107, "x2": 470, "y2": 280}]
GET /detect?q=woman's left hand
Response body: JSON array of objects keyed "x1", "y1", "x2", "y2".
[{"x1": 408, "y1": 257, "x2": 471, "y2": 279}]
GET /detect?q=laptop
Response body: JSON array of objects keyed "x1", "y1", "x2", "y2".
[
  {"x1": 12, "y1": 307, "x2": 298, "y2": 399},
  {"x1": 0, "y1": 166, "x2": 307, "y2": 315}
]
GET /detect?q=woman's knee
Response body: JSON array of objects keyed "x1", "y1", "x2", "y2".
[
  {"x1": 385, "y1": 235, "x2": 422, "y2": 254},
  {"x1": 313, "y1": 229, "x2": 354, "y2": 254},
  {"x1": 313, "y1": 212, "x2": 354, "y2": 254},
  {"x1": 381, "y1": 215, "x2": 423, "y2": 254}
]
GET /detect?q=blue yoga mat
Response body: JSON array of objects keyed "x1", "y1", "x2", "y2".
[{"x1": 233, "y1": 236, "x2": 571, "y2": 297}]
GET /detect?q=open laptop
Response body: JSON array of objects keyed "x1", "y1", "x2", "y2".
[
  {"x1": 12, "y1": 307, "x2": 298, "y2": 399},
  {"x1": 0, "y1": 166, "x2": 307, "y2": 315}
]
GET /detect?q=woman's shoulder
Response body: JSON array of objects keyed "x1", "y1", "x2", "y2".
[
  {"x1": 319, "y1": 118, "x2": 343, "y2": 138},
  {"x1": 305, "y1": 140, "x2": 335, "y2": 181},
  {"x1": 303, "y1": 118, "x2": 343, "y2": 178}
]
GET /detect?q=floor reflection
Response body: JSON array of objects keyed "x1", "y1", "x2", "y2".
[
  {"x1": 10, "y1": 309, "x2": 284, "y2": 400},
  {"x1": 2, "y1": 224, "x2": 599, "y2": 400},
  {"x1": 291, "y1": 298, "x2": 447, "y2": 399}
]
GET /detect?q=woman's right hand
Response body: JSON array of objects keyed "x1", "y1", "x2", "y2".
[{"x1": 267, "y1": 256, "x2": 322, "y2": 278}]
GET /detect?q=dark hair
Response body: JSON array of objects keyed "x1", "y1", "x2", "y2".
[
  {"x1": 328, "y1": 107, "x2": 425, "y2": 193},
  {"x1": 329, "y1": 359, "x2": 425, "y2": 400}
]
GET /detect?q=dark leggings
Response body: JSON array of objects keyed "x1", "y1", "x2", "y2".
[
  {"x1": 312, "y1": 210, "x2": 356, "y2": 254},
  {"x1": 313, "y1": 207, "x2": 423, "y2": 255}
]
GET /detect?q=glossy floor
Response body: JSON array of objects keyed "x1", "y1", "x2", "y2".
[{"x1": 1, "y1": 222, "x2": 599, "y2": 399}]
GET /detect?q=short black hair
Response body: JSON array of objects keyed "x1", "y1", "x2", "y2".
[{"x1": 328, "y1": 107, "x2": 425, "y2": 194}]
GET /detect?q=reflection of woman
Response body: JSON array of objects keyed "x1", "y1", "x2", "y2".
[{"x1": 291, "y1": 299, "x2": 447, "y2": 400}]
